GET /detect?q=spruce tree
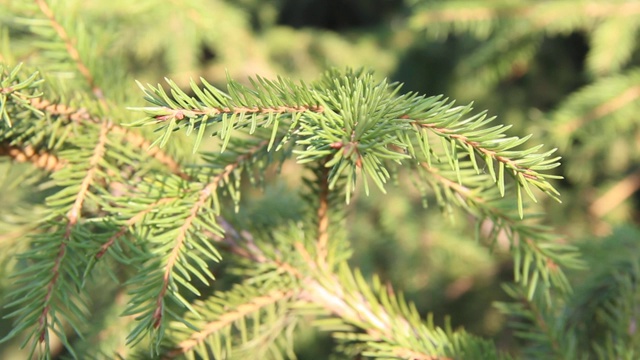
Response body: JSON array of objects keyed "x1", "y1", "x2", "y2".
[{"x1": 2, "y1": 0, "x2": 639, "y2": 359}]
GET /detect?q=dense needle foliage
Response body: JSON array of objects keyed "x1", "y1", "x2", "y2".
[{"x1": 1, "y1": 1, "x2": 639, "y2": 359}]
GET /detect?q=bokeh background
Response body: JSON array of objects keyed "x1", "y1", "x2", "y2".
[{"x1": 2, "y1": 0, "x2": 640, "y2": 358}]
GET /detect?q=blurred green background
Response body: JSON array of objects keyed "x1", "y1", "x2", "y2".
[{"x1": 1, "y1": 0, "x2": 640, "y2": 358}]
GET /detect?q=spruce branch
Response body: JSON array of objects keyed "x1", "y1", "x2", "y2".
[
  {"x1": 314, "y1": 160, "x2": 331, "y2": 270},
  {"x1": 120, "y1": 138, "x2": 274, "y2": 351},
  {"x1": 0, "y1": 63, "x2": 44, "y2": 127},
  {"x1": 410, "y1": 1, "x2": 640, "y2": 34},
  {"x1": 0, "y1": 63, "x2": 187, "y2": 178},
  {"x1": 0, "y1": 144, "x2": 65, "y2": 171},
  {"x1": 94, "y1": 197, "x2": 176, "y2": 260},
  {"x1": 65, "y1": 120, "x2": 109, "y2": 224},
  {"x1": 134, "y1": 69, "x2": 562, "y2": 209},
  {"x1": 408, "y1": 110, "x2": 562, "y2": 204},
  {"x1": 418, "y1": 162, "x2": 583, "y2": 297},
  {"x1": 165, "y1": 288, "x2": 298, "y2": 358},
  {"x1": 33, "y1": 0, "x2": 105, "y2": 103},
  {"x1": 0, "y1": 1, "x2": 597, "y2": 359},
  {"x1": 173, "y1": 221, "x2": 503, "y2": 359},
  {"x1": 496, "y1": 284, "x2": 567, "y2": 359},
  {"x1": 1, "y1": 121, "x2": 111, "y2": 357}
]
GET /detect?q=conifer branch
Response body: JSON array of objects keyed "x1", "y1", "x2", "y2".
[
  {"x1": 497, "y1": 285, "x2": 566, "y2": 359},
  {"x1": 557, "y1": 84, "x2": 640, "y2": 135},
  {"x1": 411, "y1": 1, "x2": 640, "y2": 29},
  {"x1": 152, "y1": 104, "x2": 324, "y2": 122},
  {"x1": 28, "y1": 97, "x2": 92, "y2": 123},
  {"x1": 589, "y1": 170, "x2": 640, "y2": 218},
  {"x1": 0, "y1": 144, "x2": 65, "y2": 171},
  {"x1": 109, "y1": 127, "x2": 188, "y2": 179},
  {"x1": 30, "y1": 95, "x2": 186, "y2": 177},
  {"x1": 145, "y1": 139, "x2": 269, "y2": 334},
  {"x1": 66, "y1": 121, "x2": 109, "y2": 224},
  {"x1": 95, "y1": 197, "x2": 176, "y2": 260},
  {"x1": 167, "y1": 289, "x2": 297, "y2": 358},
  {"x1": 35, "y1": 121, "x2": 108, "y2": 347},
  {"x1": 419, "y1": 163, "x2": 581, "y2": 296},
  {"x1": 315, "y1": 161, "x2": 331, "y2": 269},
  {"x1": 0, "y1": 63, "x2": 186, "y2": 178},
  {"x1": 202, "y1": 224, "x2": 493, "y2": 359},
  {"x1": 2, "y1": 1, "x2": 613, "y2": 358},
  {"x1": 410, "y1": 117, "x2": 561, "y2": 203},
  {"x1": 34, "y1": 0, "x2": 106, "y2": 103}
]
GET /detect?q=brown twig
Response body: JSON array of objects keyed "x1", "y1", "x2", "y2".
[
  {"x1": 29, "y1": 97, "x2": 92, "y2": 122},
  {"x1": 95, "y1": 197, "x2": 177, "y2": 259},
  {"x1": 0, "y1": 144, "x2": 66, "y2": 171}
]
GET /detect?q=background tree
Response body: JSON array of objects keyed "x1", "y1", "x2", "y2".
[{"x1": 0, "y1": 0, "x2": 639, "y2": 359}]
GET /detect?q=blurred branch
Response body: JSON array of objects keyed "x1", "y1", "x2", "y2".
[{"x1": 590, "y1": 169, "x2": 640, "y2": 218}]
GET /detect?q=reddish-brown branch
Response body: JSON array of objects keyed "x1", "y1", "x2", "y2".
[
  {"x1": 0, "y1": 144, "x2": 66, "y2": 171},
  {"x1": 38, "y1": 231, "x2": 68, "y2": 342},
  {"x1": 29, "y1": 97, "x2": 92, "y2": 122},
  {"x1": 109, "y1": 127, "x2": 188, "y2": 179},
  {"x1": 153, "y1": 104, "x2": 324, "y2": 122},
  {"x1": 34, "y1": 0, "x2": 106, "y2": 104}
]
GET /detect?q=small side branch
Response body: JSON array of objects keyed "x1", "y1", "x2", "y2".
[
  {"x1": 27, "y1": 97, "x2": 188, "y2": 178},
  {"x1": 414, "y1": 120, "x2": 539, "y2": 181},
  {"x1": 34, "y1": 0, "x2": 106, "y2": 103},
  {"x1": 207, "y1": 226, "x2": 451, "y2": 360},
  {"x1": 37, "y1": 121, "x2": 109, "y2": 342},
  {"x1": 152, "y1": 104, "x2": 324, "y2": 122},
  {"x1": 66, "y1": 121, "x2": 109, "y2": 225},
  {"x1": 166, "y1": 289, "x2": 296, "y2": 358},
  {"x1": 558, "y1": 85, "x2": 640, "y2": 135},
  {"x1": 315, "y1": 162, "x2": 331, "y2": 269},
  {"x1": 589, "y1": 169, "x2": 640, "y2": 218},
  {"x1": 153, "y1": 141, "x2": 268, "y2": 327},
  {"x1": 96, "y1": 197, "x2": 177, "y2": 259},
  {"x1": 0, "y1": 144, "x2": 65, "y2": 171}
]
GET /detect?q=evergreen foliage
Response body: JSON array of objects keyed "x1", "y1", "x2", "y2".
[
  {"x1": 409, "y1": 0, "x2": 640, "y2": 228},
  {"x1": 0, "y1": 1, "x2": 638, "y2": 359}
]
